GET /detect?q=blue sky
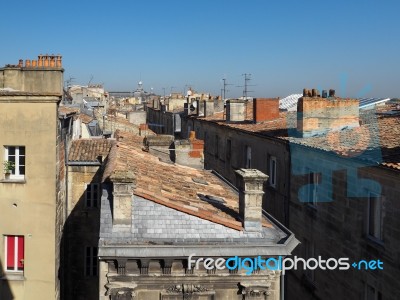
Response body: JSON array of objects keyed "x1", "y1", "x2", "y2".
[{"x1": 1, "y1": 0, "x2": 399, "y2": 98}]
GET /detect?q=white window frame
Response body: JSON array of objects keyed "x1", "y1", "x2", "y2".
[
  {"x1": 84, "y1": 246, "x2": 98, "y2": 276},
  {"x1": 367, "y1": 192, "x2": 382, "y2": 241},
  {"x1": 4, "y1": 146, "x2": 25, "y2": 180},
  {"x1": 85, "y1": 183, "x2": 100, "y2": 208},
  {"x1": 269, "y1": 156, "x2": 277, "y2": 188},
  {"x1": 306, "y1": 169, "x2": 320, "y2": 207},
  {"x1": 4, "y1": 235, "x2": 24, "y2": 273},
  {"x1": 245, "y1": 146, "x2": 251, "y2": 168}
]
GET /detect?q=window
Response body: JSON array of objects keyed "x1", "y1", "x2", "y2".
[
  {"x1": 245, "y1": 146, "x2": 251, "y2": 168},
  {"x1": 86, "y1": 183, "x2": 100, "y2": 208},
  {"x1": 5, "y1": 235, "x2": 24, "y2": 272},
  {"x1": 226, "y1": 139, "x2": 231, "y2": 161},
  {"x1": 269, "y1": 156, "x2": 277, "y2": 187},
  {"x1": 307, "y1": 171, "x2": 320, "y2": 207},
  {"x1": 368, "y1": 192, "x2": 382, "y2": 241},
  {"x1": 85, "y1": 246, "x2": 98, "y2": 276},
  {"x1": 364, "y1": 283, "x2": 382, "y2": 300},
  {"x1": 4, "y1": 146, "x2": 25, "y2": 179}
]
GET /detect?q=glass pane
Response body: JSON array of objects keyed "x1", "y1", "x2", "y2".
[
  {"x1": 8, "y1": 147, "x2": 15, "y2": 155},
  {"x1": 19, "y1": 166, "x2": 25, "y2": 175},
  {"x1": 19, "y1": 156, "x2": 25, "y2": 165},
  {"x1": 19, "y1": 147, "x2": 25, "y2": 155}
]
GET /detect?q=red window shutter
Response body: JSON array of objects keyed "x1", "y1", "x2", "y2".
[
  {"x1": 17, "y1": 236, "x2": 24, "y2": 270},
  {"x1": 7, "y1": 236, "x2": 15, "y2": 270}
]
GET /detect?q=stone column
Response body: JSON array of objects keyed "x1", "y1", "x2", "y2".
[{"x1": 112, "y1": 172, "x2": 135, "y2": 226}]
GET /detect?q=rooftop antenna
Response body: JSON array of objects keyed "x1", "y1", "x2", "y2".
[
  {"x1": 222, "y1": 77, "x2": 234, "y2": 100},
  {"x1": 65, "y1": 76, "x2": 75, "y2": 88},
  {"x1": 88, "y1": 74, "x2": 94, "y2": 86},
  {"x1": 237, "y1": 73, "x2": 255, "y2": 99}
]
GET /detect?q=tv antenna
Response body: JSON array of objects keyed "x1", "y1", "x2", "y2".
[
  {"x1": 65, "y1": 76, "x2": 76, "y2": 88},
  {"x1": 237, "y1": 73, "x2": 255, "y2": 98},
  {"x1": 222, "y1": 78, "x2": 234, "y2": 100},
  {"x1": 88, "y1": 75, "x2": 94, "y2": 86}
]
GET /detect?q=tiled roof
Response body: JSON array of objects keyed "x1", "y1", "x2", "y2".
[
  {"x1": 102, "y1": 130, "x2": 273, "y2": 231},
  {"x1": 79, "y1": 113, "x2": 94, "y2": 124},
  {"x1": 197, "y1": 101, "x2": 290, "y2": 136},
  {"x1": 58, "y1": 106, "x2": 79, "y2": 116},
  {"x1": 69, "y1": 139, "x2": 115, "y2": 162},
  {"x1": 196, "y1": 102, "x2": 400, "y2": 171}
]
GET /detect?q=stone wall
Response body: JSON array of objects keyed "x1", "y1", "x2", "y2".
[
  {"x1": 64, "y1": 165, "x2": 103, "y2": 300},
  {"x1": 297, "y1": 96, "x2": 359, "y2": 137}
]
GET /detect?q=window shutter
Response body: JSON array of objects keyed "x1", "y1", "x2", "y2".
[
  {"x1": 7, "y1": 236, "x2": 15, "y2": 270},
  {"x1": 17, "y1": 236, "x2": 24, "y2": 270}
]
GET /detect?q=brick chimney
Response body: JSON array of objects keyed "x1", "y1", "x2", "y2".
[
  {"x1": 253, "y1": 98, "x2": 279, "y2": 123},
  {"x1": 235, "y1": 169, "x2": 268, "y2": 232},
  {"x1": 297, "y1": 88, "x2": 359, "y2": 137}
]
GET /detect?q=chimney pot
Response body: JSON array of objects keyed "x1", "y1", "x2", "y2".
[
  {"x1": 235, "y1": 169, "x2": 268, "y2": 232},
  {"x1": 18, "y1": 59, "x2": 23, "y2": 67},
  {"x1": 189, "y1": 131, "x2": 196, "y2": 140},
  {"x1": 329, "y1": 89, "x2": 335, "y2": 97},
  {"x1": 322, "y1": 90, "x2": 328, "y2": 98},
  {"x1": 312, "y1": 89, "x2": 318, "y2": 97},
  {"x1": 25, "y1": 59, "x2": 31, "y2": 67}
]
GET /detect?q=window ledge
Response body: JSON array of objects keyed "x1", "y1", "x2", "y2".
[
  {"x1": 0, "y1": 178, "x2": 26, "y2": 184},
  {"x1": 366, "y1": 235, "x2": 385, "y2": 250},
  {"x1": 0, "y1": 273, "x2": 25, "y2": 281}
]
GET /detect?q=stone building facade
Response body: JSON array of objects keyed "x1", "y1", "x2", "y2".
[
  {"x1": 0, "y1": 55, "x2": 65, "y2": 300},
  {"x1": 97, "y1": 131, "x2": 299, "y2": 300}
]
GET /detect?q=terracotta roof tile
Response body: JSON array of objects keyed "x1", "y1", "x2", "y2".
[
  {"x1": 69, "y1": 139, "x2": 115, "y2": 162},
  {"x1": 102, "y1": 130, "x2": 274, "y2": 230},
  {"x1": 197, "y1": 102, "x2": 400, "y2": 171}
]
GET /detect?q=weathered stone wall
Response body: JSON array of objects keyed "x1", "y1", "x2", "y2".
[
  {"x1": 0, "y1": 67, "x2": 64, "y2": 94},
  {"x1": 288, "y1": 146, "x2": 400, "y2": 300},
  {"x1": 64, "y1": 165, "x2": 103, "y2": 300},
  {"x1": 297, "y1": 96, "x2": 359, "y2": 137},
  {"x1": 99, "y1": 258, "x2": 282, "y2": 300}
]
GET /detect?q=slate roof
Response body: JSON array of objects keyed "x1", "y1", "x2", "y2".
[
  {"x1": 68, "y1": 139, "x2": 115, "y2": 163},
  {"x1": 102, "y1": 130, "x2": 274, "y2": 231}
]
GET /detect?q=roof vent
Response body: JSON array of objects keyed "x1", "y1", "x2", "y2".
[
  {"x1": 192, "y1": 177, "x2": 209, "y2": 185},
  {"x1": 197, "y1": 193, "x2": 226, "y2": 204}
]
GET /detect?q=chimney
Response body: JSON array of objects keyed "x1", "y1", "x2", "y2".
[
  {"x1": 226, "y1": 99, "x2": 246, "y2": 122},
  {"x1": 44, "y1": 54, "x2": 49, "y2": 67},
  {"x1": 139, "y1": 123, "x2": 149, "y2": 136},
  {"x1": 25, "y1": 59, "x2": 31, "y2": 67},
  {"x1": 253, "y1": 98, "x2": 279, "y2": 123},
  {"x1": 235, "y1": 169, "x2": 268, "y2": 232},
  {"x1": 322, "y1": 90, "x2": 328, "y2": 98},
  {"x1": 112, "y1": 175, "x2": 135, "y2": 226},
  {"x1": 56, "y1": 55, "x2": 62, "y2": 68},
  {"x1": 38, "y1": 55, "x2": 43, "y2": 67},
  {"x1": 329, "y1": 89, "x2": 335, "y2": 97},
  {"x1": 297, "y1": 88, "x2": 359, "y2": 137},
  {"x1": 18, "y1": 59, "x2": 23, "y2": 68},
  {"x1": 203, "y1": 99, "x2": 214, "y2": 117}
]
